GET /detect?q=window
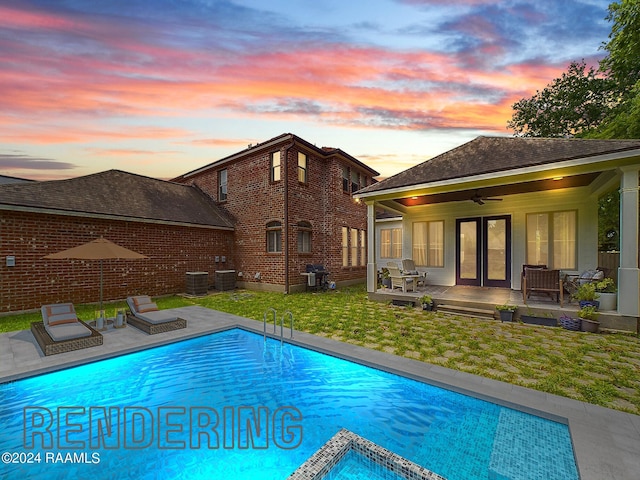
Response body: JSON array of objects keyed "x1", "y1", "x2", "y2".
[
  {"x1": 297, "y1": 221, "x2": 312, "y2": 253},
  {"x1": 342, "y1": 227, "x2": 349, "y2": 266},
  {"x1": 298, "y1": 152, "x2": 307, "y2": 183},
  {"x1": 412, "y1": 221, "x2": 444, "y2": 267},
  {"x1": 270, "y1": 152, "x2": 281, "y2": 182},
  {"x1": 350, "y1": 229, "x2": 358, "y2": 266},
  {"x1": 380, "y1": 228, "x2": 402, "y2": 258},
  {"x1": 359, "y1": 229, "x2": 366, "y2": 266},
  {"x1": 266, "y1": 221, "x2": 282, "y2": 253},
  {"x1": 218, "y1": 169, "x2": 228, "y2": 201},
  {"x1": 351, "y1": 170, "x2": 360, "y2": 193},
  {"x1": 526, "y1": 211, "x2": 576, "y2": 269},
  {"x1": 342, "y1": 167, "x2": 349, "y2": 193}
]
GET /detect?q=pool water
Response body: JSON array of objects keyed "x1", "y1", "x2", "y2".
[
  {"x1": 0, "y1": 328, "x2": 579, "y2": 480},
  {"x1": 322, "y1": 450, "x2": 406, "y2": 480}
]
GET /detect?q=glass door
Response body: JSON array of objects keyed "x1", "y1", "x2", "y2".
[
  {"x1": 456, "y1": 218, "x2": 481, "y2": 286},
  {"x1": 456, "y1": 216, "x2": 511, "y2": 287},
  {"x1": 483, "y1": 216, "x2": 511, "y2": 288}
]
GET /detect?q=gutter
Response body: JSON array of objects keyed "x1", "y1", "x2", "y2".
[{"x1": 283, "y1": 139, "x2": 296, "y2": 294}]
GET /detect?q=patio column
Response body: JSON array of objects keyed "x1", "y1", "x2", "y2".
[
  {"x1": 618, "y1": 166, "x2": 640, "y2": 317},
  {"x1": 366, "y1": 202, "x2": 377, "y2": 293}
]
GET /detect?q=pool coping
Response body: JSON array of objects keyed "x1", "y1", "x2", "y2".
[{"x1": 1, "y1": 305, "x2": 639, "y2": 480}]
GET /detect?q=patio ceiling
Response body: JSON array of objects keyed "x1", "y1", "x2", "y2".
[{"x1": 395, "y1": 171, "x2": 602, "y2": 207}]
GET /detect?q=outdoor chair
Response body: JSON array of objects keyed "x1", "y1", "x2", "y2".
[
  {"x1": 401, "y1": 259, "x2": 427, "y2": 287},
  {"x1": 562, "y1": 269, "x2": 605, "y2": 301},
  {"x1": 522, "y1": 268, "x2": 564, "y2": 306},
  {"x1": 31, "y1": 303, "x2": 103, "y2": 356},
  {"x1": 387, "y1": 262, "x2": 417, "y2": 293},
  {"x1": 126, "y1": 295, "x2": 187, "y2": 334}
]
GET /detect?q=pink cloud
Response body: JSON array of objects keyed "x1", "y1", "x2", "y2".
[{"x1": 0, "y1": 2, "x2": 572, "y2": 143}]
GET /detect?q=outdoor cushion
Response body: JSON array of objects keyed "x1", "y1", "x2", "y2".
[
  {"x1": 137, "y1": 302, "x2": 159, "y2": 313},
  {"x1": 133, "y1": 310, "x2": 179, "y2": 325},
  {"x1": 128, "y1": 296, "x2": 158, "y2": 313},
  {"x1": 41, "y1": 303, "x2": 79, "y2": 326},
  {"x1": 127, "y1": 296, "x2": 176, "y2": 324},
  {"x1": 578, "y1": 270, "x2": 604, "y2": 285},
  {"x1": 44, "y1": 321, "x2": 92, "y2": 341}
]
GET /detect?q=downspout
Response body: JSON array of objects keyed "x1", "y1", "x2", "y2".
[{"x1": 283, "y1": 138, "x2": 296, "y2": 294}]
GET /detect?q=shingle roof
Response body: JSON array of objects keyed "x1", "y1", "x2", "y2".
[
  {"x1": 173, "y1": 132, "x2": 379, "y2": 180},
  {"x1": 358, "y1": 136, "x2": 640, "y2": 194},
  {"x1": 0, "y1": 170, "x2": 234, "y2": 229}
]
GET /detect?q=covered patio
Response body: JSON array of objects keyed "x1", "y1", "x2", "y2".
[
  {"x1": 355, "y1": 137, "x2": 640, "y2": 328},
  {"x1": 370, "y1": 283, "x2": 638, "y2": 332}
]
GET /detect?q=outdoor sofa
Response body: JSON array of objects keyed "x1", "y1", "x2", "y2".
[
  {"x1": 32, "y1": 303, "x2": 103, "y2": 356},
  {"x1": 126, "y1": 295, "x2": 186, "y2": 335}
]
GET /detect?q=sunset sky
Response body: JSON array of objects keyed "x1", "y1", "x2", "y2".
[{"x1": 1, "y1": 0, "x2": 613, "y2": 181}]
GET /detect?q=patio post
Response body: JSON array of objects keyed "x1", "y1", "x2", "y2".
[
  {"x1": 366, "y1": 202, "x2": 377, "y2": 293},
  {"x1": 618, "y1": 166, "x2": 640, "y2": 316}
]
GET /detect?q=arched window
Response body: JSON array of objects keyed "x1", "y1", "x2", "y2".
[
  {"x1": 266, "y1": 221, "x2": 282, "y2": 253},
  {"x1": 297, "y1": 221, "x2": 312, "y2": 253}
]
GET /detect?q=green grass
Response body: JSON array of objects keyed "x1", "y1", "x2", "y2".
[{"x1": 2, "y1": 284, "x2": 640, "y2": 414}]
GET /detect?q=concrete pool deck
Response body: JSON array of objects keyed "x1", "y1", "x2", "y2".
[{"x1": 1, "y1": 305, "x2": 639, "y2": 480}]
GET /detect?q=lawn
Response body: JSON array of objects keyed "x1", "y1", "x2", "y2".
[{"x1": 2, "y1": 284, "x2": 639, "y2": 415}]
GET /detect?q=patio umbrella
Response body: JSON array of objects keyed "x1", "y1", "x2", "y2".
[{"x1": 43, "y1": 238, "x2": 148, "y2": 313}]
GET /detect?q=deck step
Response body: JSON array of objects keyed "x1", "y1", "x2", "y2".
[{"x1": 436, "y1": 303, "x2": 496, "y2": 320}]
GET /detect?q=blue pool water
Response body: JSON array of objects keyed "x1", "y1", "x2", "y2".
[{"x1": 0, "y1": 329, "x2": 578, "y2": 480}]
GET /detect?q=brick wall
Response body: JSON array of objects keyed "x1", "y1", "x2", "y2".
[
  {"x1": 0, "y1": 211, "x2": 234, "y2": 313},
  {"x1": 180, "y1": 141, "x2": 370, "y2": 291}
]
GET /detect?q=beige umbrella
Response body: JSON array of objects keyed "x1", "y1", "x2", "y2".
[{"x1": 44, "y1": 238, "x2": 148, "y2": 312}]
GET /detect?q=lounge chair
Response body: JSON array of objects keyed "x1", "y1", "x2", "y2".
[
  {"x1": 387, "y1": 262, "x2": 417, "y2": 293},
  {"x1": 126, "y1": 295, "x2": 187, "y2": 334},
  {"x1": 401, "y1": 259, "x2": 427, "y2": 287},
  {"x1": 31, "y1": 303, "x2": 103, "y2": 356}
]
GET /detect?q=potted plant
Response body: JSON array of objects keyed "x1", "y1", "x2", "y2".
[
  {"x1": 419, "y1": 294, "x2": 434, "y2": 311},
  {"x1": 380, "y1": 268, "x2": 391, "y2": 288},
  {"x1": 573, "y1": 283, "x2": 600, "y2": 309},
  {"x1": 559, "y1": 314, "x2": 581, "y2": 331},
  {"x1": 520, "y1": 309, "x2": 558, "y2": 327},
  {"x1": 578, "y1": 305, "x2": 600, "y2": 333},
  {"x1": 595, "y1": 278, "x2": 617, "y2": 311},
  {"x1": 495, "y1": 304, "x2": 517, "y2": 322}
]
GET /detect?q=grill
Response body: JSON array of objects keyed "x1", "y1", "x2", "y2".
[{"x1": 305, "y1": 264, "x2": 330, "y2": 290}]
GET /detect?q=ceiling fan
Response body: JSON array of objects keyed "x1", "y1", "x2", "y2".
[{"x1": 471, "y1": 191, "x2": 503, "y2": 205}]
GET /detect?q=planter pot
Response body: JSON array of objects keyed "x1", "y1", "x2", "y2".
[
  {"x1": 521, "y1": 315, "x2": 557, "y2": 327},
  {"x1": 96, "y1": 317, "x2": 105, "y2": 330},
  {"x1": 422, "y1": 302, "x2": 433, "y2": 311},
  {"x1": 498, "y1": 310, "x2": 515, "y2": 322},
  {"x1": 579, "y1": 300, "x2": 600, "y2": 309},
  {"x1": 382, "y1": 278, "x2": 391, "y2": 288},
  {"x1": 597, "y1": 292, "x2": 617, "y2": 311},
  {"x1": 559, "y1": 316, "x2": 581, "y2": 331},
  {"x1": 580, "y1": 318, "x2": 600, "y2": 333}
]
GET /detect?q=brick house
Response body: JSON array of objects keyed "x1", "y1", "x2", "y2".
[
  {"x1": 172, "y1": 133, "x2": 379, "y2": 293},
  {"x1": 0, "y1": 170, "x2": 235, "y2": 313},
  {"x1": 0, "y1": 133, "x2": 378, "y2": 312}
]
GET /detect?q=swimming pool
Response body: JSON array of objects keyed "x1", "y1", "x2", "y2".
[{"x1": 0, "y1": 328, "x2": 579, "y2": 479}]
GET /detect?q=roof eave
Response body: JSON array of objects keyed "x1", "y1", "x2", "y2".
[
  {"x1": 355, "y1": 148, "x2": 640, "y2": 201},
  {"x1": 0, "y1": 204, "x2": 235, "y2": 231}
]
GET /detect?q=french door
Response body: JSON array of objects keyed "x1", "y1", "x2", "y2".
[{"x1": 455, "y1": 215, "x2": 511, "y2": 287}]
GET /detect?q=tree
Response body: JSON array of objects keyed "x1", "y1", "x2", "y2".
[
  {"x1": 507, "y1": 61, "x2": 616, "y2": 137},
  {"x1": 599, "y1": 0, "x2": 640, "y2": 93},
  {"x1": 589, "y1": 81, "x2": 640, "y2": 138}
]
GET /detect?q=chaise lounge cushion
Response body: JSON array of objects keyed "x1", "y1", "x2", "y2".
[
  {"x1": 127, "y1": 296, "x2": 178, "y2": 324},
  {"x1": 41, "y1": 303, "x2": 92, "y2": 341}
]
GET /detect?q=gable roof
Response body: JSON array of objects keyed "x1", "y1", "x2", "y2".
[
  {"x1": 173, "y1": 132, "x2": 379, "y2": 180},
  {"x1": 0, "y1": 170, "x2": 234, "y2": 229},
  {"x1": 358, "y1": 136, "x2": 640, "y2": 195}
]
